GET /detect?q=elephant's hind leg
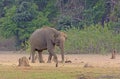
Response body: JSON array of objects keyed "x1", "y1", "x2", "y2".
[
  {"x1": 38, "y1": 50, "x2": 45, "y2": 63},
  {"x1": 31, "y1": 50, "x2": 35, "y2": 63}
]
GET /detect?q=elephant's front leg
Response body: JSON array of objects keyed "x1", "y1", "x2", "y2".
[
  {"x1": 47, "y1": 53, "x2": 52, "y2": 63},
  {"x1": 48, "y1": 49, "x2": 58, "y2": 67},
  {"x1": 59, "y1": 44, "x2": 65, "y2": 63},
  {"x1": 38, "y1": 50, "x2": 45, "y2": 63},
  {"x1": 47, "y1": 43, "x2": 58, "y2": 67},
  {"x1": 60, "y1": 50, "x2": 64, "y2": 63}
]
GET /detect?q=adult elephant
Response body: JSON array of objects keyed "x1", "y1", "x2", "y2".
[{"x1": 29, "y1": 27, "x2": 67, "y2": 67}]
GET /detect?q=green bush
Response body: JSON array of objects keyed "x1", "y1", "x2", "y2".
[{"x1": 64, "y1": 24, "x2": 120, "y2": 54}]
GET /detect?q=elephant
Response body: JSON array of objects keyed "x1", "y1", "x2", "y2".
[{"x1": 29, "y1": 27, "x2": 67, "y2": 67}]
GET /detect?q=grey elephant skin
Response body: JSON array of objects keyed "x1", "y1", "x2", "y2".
[{"x1": 29, "y1": 27, "x2": 67, "y2": 67}]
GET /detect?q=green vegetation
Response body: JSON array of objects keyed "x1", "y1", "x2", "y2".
[
  {"x1": 0, "y1": 65, "x2": 120, "y2": 79},
  {"x1": 0, "y1": 0, "x2": 57, "y2": 49},
  {"x1": 0, "y1": 0, "x2": 120, "y2": 53},
  {"x1": 65, "y1": 24, "x2": 120, "y2": 54}
]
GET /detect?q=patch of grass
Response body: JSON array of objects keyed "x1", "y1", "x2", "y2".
[{"x1": 0, "y1": 65, "x2": 120, "y2": 79}]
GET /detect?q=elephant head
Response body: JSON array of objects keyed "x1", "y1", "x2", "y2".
[
  {"x1": 54, "y1": 31, "x2": 67, "y2": 63},
  {"x1": 55, "y1": 32, "x2": 67, "y2": 46}
]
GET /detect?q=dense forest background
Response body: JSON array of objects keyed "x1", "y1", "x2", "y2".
[{"x1": 0, "y1": 0, "x2": 120, "y2": 54}]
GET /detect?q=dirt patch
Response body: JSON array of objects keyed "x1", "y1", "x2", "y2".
[{"x1": 0, "y1": 51, "x2": 120, "y2": 67}]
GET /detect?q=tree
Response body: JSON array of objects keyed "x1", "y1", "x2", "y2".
[
  {"x1": 0, "y1": 0, "x2": 58, "y2": 50},
  {"x1": 0, "y1": 1, "x2": 38, "y2": 50},
  {"x1": 56, "y1": 0, "x2": 85, "y2": 29}
]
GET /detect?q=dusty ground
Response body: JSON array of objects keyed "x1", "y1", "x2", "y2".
[{"x1": 0, "y1": 51, "x2": 120, "y2": 68}]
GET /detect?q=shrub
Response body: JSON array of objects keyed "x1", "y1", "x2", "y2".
[{"x1": 64, "y1": 24, "x2": 120, "y2": 54}]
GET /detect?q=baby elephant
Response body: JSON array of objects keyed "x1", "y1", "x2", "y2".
[{"x1": 29, "y1": 27, "x2": 67, "y2": 67}]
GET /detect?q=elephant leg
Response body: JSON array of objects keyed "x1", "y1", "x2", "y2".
[
  {"x1": 38, "y1": 50, "x2": 45, "y2": 63},
  {"x1": 48, "y1": 49, "x2": 58, "y2": 67},
  {"x1": 47, "y1": 44, "x2": 58, "y2": 67},
  {"x1": 59, "y1": 45, "x2": 65, "y2": 63},
  {"x1": 61, "y1": 52, "x2": 64, "y2": 63},
  {"x1": 31, "y1": 50, "x2": 35, "y2": 63},
  {"x1": 47, "y1": 53, "x2": 52, "y2": 63}
]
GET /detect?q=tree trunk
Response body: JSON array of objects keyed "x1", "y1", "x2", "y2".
[
  {"x1": 111, "y1": 49, "x2": 116, "y2": 59},
  {"x1": 15, "y1": 30, "x2": 21, "y2": 50},
  {"x1": 18, "y1": 56, "x2": 30, "y2": 67}
]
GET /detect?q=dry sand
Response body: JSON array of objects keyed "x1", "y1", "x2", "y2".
[{"x1": 0, "y1": 51, "x2": 120, "y2": 67}]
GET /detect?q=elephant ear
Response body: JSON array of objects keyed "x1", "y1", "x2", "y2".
[
  {"x1": 50, "y1": 30, "x2": 60, "y2": 44},
  {"x1": 50, "y1": 28, "x2": 60, "y2": 38},
  {"x1": 54, "y1": 32, "x2": 67, "y2": 41},
  {"x1": 54, "y1": 31, "x2": 60, "y2": 38}
]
